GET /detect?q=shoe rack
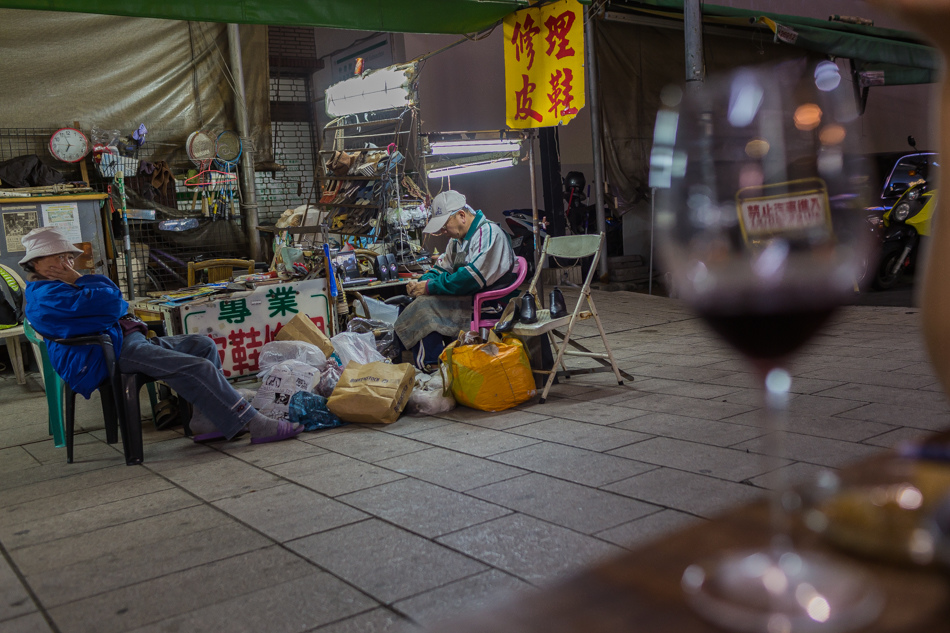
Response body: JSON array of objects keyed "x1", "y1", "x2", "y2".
[{"x1": 314, "y1": 108, "x2": 425, "y2": 248}]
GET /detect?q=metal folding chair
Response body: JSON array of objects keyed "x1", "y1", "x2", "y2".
[{"x1": 508, "y1": 233, "x2": 632, "y2": 403}]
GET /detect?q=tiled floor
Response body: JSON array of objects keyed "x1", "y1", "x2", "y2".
[{"x1": 0, "y1": 290, "x2": 945, "y2": 632}]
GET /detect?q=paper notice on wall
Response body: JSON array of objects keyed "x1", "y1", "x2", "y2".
[
  {"x1": 2, "y1": 210, "x2": 38, "y2": 252},
  {"x1": 41, "y1": 202, "x2": 82, "y2": 243}
]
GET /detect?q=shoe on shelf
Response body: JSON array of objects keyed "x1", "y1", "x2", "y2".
[
  {"x1": 493, "y1": 297, "x2": 523, "y2": 334},
  {"x1": 549, "y1": 287, "x2": 567, "y2": 319},
  {"x1": 519, "y1": 292, "x2": 538, "y2": 324}
]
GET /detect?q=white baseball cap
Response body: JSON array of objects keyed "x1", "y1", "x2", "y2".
[
  {"x1": 19, "y1": 227, "x2": 83, "y2": 265},
  {"x1": 423, "y1": 190, "x2": 467, "y2": 234}
]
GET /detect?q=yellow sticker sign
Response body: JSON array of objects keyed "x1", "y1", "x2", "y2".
[{"x1": 503, "y1": 0, "x2": 585, "y2": 129}]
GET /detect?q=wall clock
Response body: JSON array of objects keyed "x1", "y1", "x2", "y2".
[{"x1": 49, "y1": 127, "x2": 89, "y2": 163}]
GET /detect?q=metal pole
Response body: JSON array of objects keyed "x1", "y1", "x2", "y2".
[
  {"x1": 684, "y1": 0, "x2": 705, "y2": 88},
  {"x1": 585, "y1": 5, "x2": 608, "y2": 280},
  {"x1": 648, "y1": 187, "x2": 655, "y2": 295},
  {"x1": 115, "y1": 170, "x2": 134, "y2": 299},
  {"x1": 227, "y1": 24, "x2": 262, "y2": 262},
  {"x1": 528, "y1": 130, "x2": 543, "y2": 299}
]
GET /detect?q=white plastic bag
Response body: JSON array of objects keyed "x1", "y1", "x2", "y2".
[
  {"x1": 257, "y1": 340, "x2": 327, "y2": 378},
  {"x1": 250, "y1": 360, "x2": 320, "y2": 422},
  {"x1": 331, "y1": 330, "x2": 385, "y2": 368},
  {"x1": 405, "y1": 372, "x2": 456, "y2": 416}
]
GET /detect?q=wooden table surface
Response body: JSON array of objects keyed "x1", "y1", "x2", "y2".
[{"x1": 435, "y1": 468, "x2": 950, "y2": 632}]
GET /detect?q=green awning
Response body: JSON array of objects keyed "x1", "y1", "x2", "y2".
[
  {"x1": 0, "y1": 0, "x2": 543, "y2": 34},
  {"x1": 610, "y1": 0, "x2": 940, "y2": 85}
]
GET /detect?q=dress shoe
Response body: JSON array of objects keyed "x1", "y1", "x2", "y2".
[
  {"x1": 519, "y1": 292, "x2": 538, "y2": 324},
  {"x1": 549, "y1": 287, "x2": 567, "y2": 319},
  {"x1": 493, "y1": 297, "x2": 522, "y2": 334}
]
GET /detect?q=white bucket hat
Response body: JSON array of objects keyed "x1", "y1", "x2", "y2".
[
  {"x1": 423, "y1": 190, "x2": 467, "y2": 234},
  {"x1": 19, "y1": 227, "x2": 83, "y2": 265}
]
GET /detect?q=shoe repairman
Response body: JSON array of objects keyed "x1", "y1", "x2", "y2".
[
  {"x1": 19, "y1": 227, "x2": 302, "y2": 445},
  {"x1": 394, "y1": 190, "x2": 518, "y2": 371}
]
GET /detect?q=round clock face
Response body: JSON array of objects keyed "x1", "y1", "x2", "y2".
[{"x1": 49, "y1": 127, "x2": 89, "y2": 163}]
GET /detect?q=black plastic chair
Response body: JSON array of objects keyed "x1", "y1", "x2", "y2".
[{"x1": 53, "y1": 323, "x2": 164, "y2": 466}]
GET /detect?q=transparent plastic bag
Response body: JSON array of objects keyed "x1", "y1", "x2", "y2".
[
  {"x1": 406, "y1": 372, "x2": 456, "y2": 416},
  {"x1": 315, "y1": 357, "x2": 344, "y2": 397},
  {"x1": 288, "y1": 392, "x2": 345, "y2": 431},
  {"x1": 258, "y1": 340, "x2": 327, "y2": 379},
  {"x1": 346, "y1": 317, "x2": 397, "y2": 360},
  {"x1": 331, "y1": 330, "x2": 385, "y2": 368}
]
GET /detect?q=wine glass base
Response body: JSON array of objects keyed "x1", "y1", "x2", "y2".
[{"x1": 682, "y1": 549, "x2": 882, "y2": 633}]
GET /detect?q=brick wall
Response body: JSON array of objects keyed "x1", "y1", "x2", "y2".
[
  {"x1": 268, "y1": 26, "x2": 316, "y2": 57},
  {"x1": 255, "y1": 117, "x2": 315, "y2": 224},
  {"x1": 270, "y1": 76, "x2": 308, "y2": 102},
  {"x1": 257, "y1": 27, "x2": 319, "y2": 225}
]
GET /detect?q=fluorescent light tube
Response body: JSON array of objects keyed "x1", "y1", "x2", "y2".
[
  {"x1": 427, "y1": 159, "x2": 516, "y2": 178},
  {"x1": 429, "y1": 140, "x2": 522, "y2": 155}
]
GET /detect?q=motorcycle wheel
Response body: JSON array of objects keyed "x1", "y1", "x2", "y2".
[{"x1": 872, "y1": 246, "x2": 906, "y2": 291}]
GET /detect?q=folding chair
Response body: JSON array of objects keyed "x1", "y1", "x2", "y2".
[{"x1": 508, "y1": 233, "x2": 632, "y2": 403}]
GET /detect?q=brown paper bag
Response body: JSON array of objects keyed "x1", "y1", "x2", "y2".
[
  {"x1": 276, "y1": 313, "x2": 334, "y2": 358},
  {"x1": 327, "y1": 361, "x2": 415, "y2": 424}
]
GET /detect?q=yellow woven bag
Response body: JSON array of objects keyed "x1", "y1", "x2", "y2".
[{"x1": 440, "y1": 334, "x2": 537, "y2": 412}]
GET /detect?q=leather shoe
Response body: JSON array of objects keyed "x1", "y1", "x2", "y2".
[
  {"x1": 493, "y1": 297, "x2": 522, "y2": 334},
  {"x1": 519, "y1": 292, "x2": 538, "y2": 324},
  {"x1": 549, "y1": 287, "x2": 567, "y2": 319}
]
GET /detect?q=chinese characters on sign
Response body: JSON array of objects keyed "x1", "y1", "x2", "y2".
[
  {"x1": 504, "y1": 0, "x2": 585, "y2": 129},
  {"x1": 737, "y1": 190, "x2": 831, "y2": 241},
  {"x1": 181, "y1": 279, "x2": 330, "y2": 378}
]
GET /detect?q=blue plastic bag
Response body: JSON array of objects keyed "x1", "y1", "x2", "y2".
[{"x1": 288, "y1": 392, "x2": 346, "y2": 432}]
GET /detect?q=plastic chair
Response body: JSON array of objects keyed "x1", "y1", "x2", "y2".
[
  {"x1": 22, "y1": 320, "x2": 66, "y2": 448},
  {"x1": 29, "y1": 320, "x2": 162, "y2": 465},
  {"x1": 471, "y1": 256, "x2": 529, "y2": 332},
  {"x1": 0, "y1": 264, "x2": 27, "y2": 385},
  {"x1": 507, "y1": 234, "x2": 632, "y2": 403},
  {"x1": 187, "y1": 258, "x2": 255, "y2": 286}
]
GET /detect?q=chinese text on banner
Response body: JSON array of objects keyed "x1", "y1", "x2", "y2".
[{"x1": 504, "y1": 0, "x2": 585, "y2": 129}]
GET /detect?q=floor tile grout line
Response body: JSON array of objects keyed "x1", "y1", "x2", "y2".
[{"x1": 0, "y1": 533, "x2": 63, "y2": 633}]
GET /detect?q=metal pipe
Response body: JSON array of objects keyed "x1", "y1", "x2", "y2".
[
  {"x1": 528, "y1": 130, "x2": 543, "y2": 299},
  {"x1": 649, "y1": 187, "x2": 655, "y2": 295},
  {"x1": 684, "y1": 0, "x2": 705, "y2": 87},
  {"x1": 227, "y1": 24, "x2": 262, "y2": 262},
  {"x1": 115, "y1": 170, "x2": 134, "y2": 299},
  {"x1": 585, "y1": 5, "x2": 609, "y2": 280}
]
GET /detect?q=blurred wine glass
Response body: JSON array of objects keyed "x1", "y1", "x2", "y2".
[{"x1": 651, "y1": 60, "x2": 881, "y2": 632}]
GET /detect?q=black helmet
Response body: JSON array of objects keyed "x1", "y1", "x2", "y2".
[{"x1": 564, "y1": 171, "x2": 586, "y2": 191}]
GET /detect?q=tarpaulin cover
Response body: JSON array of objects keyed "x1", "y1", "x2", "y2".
[
  {"x1": 0, "y1": 0, "x2": 549, "y2": 34},
  {"x1": 608, "y1": 0, "x2": 940, "y2": 86},
  {"x1": 0, "y1": 9, "x2": 272, "y2": 163}
]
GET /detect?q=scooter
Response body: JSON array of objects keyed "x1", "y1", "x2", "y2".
[
  {"x1": 873, "y1": 180, "x2": 937, "y2": 290},
  {"x1": 502, "y1": 208, "x2": 548, "y2": 275}
]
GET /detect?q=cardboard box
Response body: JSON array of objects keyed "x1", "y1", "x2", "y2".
[{"x1": 276, "y1": 313, "x2": 334, "y2": 357}]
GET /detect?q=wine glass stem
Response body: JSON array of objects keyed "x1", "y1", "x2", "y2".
[{"x1": 761, "y1": 366, "x2": 792, "y2": 553}]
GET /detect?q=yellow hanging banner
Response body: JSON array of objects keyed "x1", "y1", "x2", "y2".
[{"x1": 503, "y1": 0, "x2": 586, "y2": 129}]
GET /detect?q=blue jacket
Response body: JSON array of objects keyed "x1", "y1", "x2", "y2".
[{"x1": 25, "y1": 275, "x2": 128, "y2": 398}]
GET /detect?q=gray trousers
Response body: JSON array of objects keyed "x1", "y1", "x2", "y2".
[{"x1": 118, "y1": 332, "x2": 253, "y2": 439}]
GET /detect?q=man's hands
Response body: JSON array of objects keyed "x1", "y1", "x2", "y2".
[
  {"x1": 407, "y1": 280, "x2": 427, "y2": 297},
  {"x1": 35, "y1": 255, "x2": 82, "y2": 285}
]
